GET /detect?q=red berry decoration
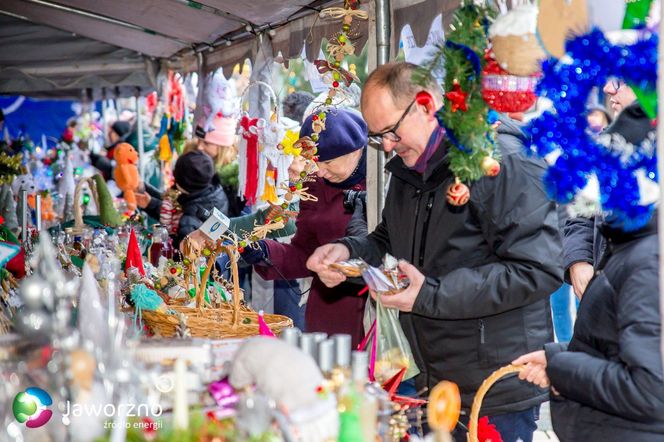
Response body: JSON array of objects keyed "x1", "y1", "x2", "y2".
[
  {"x1": 238, "y1": 247, "x2": 245, "y2": 253},
  {"x1": 333, "y1": 81, "x2": 340, "y2": 88},
  {"x1": 480, "y1": 156, "x2": 501, "y2": 177},
  {"x1": 312, "y1": 115, "x2": 319, "y2": 121},
  {"x1": 445, "y1": 81, "x2": 469, "y2": 113},
  {"x1": 446, "y1": 179, "x2": 470, "y2": 206}
]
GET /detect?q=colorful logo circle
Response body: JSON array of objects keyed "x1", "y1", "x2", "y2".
[{"x1": 12, "y1": 387, "x2": 53, "y2": 428}]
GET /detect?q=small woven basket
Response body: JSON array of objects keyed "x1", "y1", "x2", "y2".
[
  {"x1": 467, "y1": 364, "x2": 524, "y2": 442},
  {"x1": 491, "y1": 34, "x2": 545, "y2": 76},
  {"x1": 140, "y1": 243, "x2": 292, "y2": 338}
]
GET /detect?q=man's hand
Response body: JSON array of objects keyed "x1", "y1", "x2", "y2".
[
  {"x1": 371, "y1": 260, "x2": 425, "y2": 312},
  {"x1": 135, "y1": 192, "x2": 151, "y2": 209},
  {"x1": 512, "y1": 350, "x2": 551, "y2": 389},
  {"x1": 570, "y1": 262, "x2": 594, "y2": 299},
  {"x1": 306, "y1": 243, "x2": 351, "y2": 288}
]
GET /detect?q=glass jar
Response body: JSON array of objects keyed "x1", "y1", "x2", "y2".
[{"x1": 149, "y1": 224, "x2": 173, "y2": 267}]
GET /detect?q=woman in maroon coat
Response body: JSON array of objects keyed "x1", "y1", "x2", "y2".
[{"x1": 242, "y1": 109, "x2": 368, "y2": 346}]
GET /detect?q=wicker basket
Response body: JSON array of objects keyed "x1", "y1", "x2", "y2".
[
  {"x1": 467, "y1": 364, "x2": 524, "y2": 442},
  {"x1": 491, "y1": 34, "x2": 545, "y2": 76},
  {"x1": 140, "y1": 243, "x2": 293, "y2": 339}
]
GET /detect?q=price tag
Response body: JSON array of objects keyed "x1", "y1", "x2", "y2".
[{"x1": 198, "y1": 208, "x2": 230, "y2": 241}]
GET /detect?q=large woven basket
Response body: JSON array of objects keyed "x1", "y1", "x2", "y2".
[
  {"x1": 139, "y1": 243, "x2": 293, "y2": 339},
  {"x1": 141, "y1": 304, "x2": 292, "y2": 339},
  {"x1": 467, "y1": 364, "x2": 524, "y2": 442}
]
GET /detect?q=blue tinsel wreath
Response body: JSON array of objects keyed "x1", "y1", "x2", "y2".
[{"x1": 524, "y1": 28, "x2": 658, "y2": 231}]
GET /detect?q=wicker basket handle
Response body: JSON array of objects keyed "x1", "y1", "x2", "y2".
[
  {"x1": 467, "y1": 364, "x2": 524, "y2": 442},
  {"x1": 222, "y1": 245, "x2": 243, "y2": 328}
]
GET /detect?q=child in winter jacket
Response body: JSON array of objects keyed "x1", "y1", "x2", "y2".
[{"x1": 172, "y1": 150, "x2": 229, "y2": 249}]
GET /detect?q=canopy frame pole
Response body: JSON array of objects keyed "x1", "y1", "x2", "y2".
[
  {"x1": 657, "y1": 2, "x2": 664, "y2": 368},
  {"x1": 135, "y1": 92, "x2": 145, "y2": 181},
  {"x1": 369, "y1": 0, "x2": 391, "y2": 229}
]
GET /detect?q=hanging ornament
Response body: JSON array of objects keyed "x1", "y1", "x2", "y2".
[
  {"x1": 489, "y1": 1, "x2": 546, "y2": 76},
  {"x1": 481, "y1": 51, "x2": 539, "y2": 113},
  {"x1": 445, "y1": 81, "x2": 469, "y2": 113},
  {"x1": 446, "y1": 178, "x2": 470, "y2": 206},
  {"x1": 480, "y1": 156, "x2": 501, "y2": 177}
]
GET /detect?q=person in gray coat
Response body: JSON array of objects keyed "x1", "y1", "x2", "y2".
[{"x1": 308, "y1": 63, "x2": 563, "y2": 442}]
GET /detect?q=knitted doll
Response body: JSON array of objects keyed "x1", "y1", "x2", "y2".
[{"x1": 113, "y1": 142, "x2": 140, "y2": 212}]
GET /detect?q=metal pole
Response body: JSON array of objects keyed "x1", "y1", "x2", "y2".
[
  {"x1": 375, "y1": 0, "x2": 391, "y2": 223},
  {"x1": 657, "y1": 1, "x2": 664, "y2": 369},
  {"x1": 135, "y1": 94, "x2": 146, "y2": 181},
  {"x1": 35, "y1": 194, "x2": 42, "y2": 231},
  {"x1": 19, "y1": 190, "x2": 27, "y2": 244},
  {"x1": 102, "y1": 89, "x2": 109, "y2": 145}
]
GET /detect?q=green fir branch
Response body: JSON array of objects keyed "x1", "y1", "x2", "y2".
[{"x1": 415, "y1": 2, "x2": 499, "y2": 183}]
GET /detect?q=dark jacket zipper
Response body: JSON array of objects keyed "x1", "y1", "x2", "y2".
[
  {"x1": 479, "y1": 319, "x2": 485, "y2": 344},
  {"x1": 418, "y1": 193, "x2": 435, "y2": 266},
  {"x1": 410, "y1": 189, "x2": 423, "y2": 262}
]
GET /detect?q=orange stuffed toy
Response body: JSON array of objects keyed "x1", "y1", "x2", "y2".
[
  {"x1": 113, "y1": 142, "x2": 140, "y2": 212},
  {"x1": 41, "y1": 193, "x2": 57, "y2": 222}
]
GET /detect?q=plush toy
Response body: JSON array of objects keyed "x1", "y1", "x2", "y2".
[
  {"x1": 113, "y1": 143, "x2": 140, "y2": 212},
  {"x1": 230, "y1": 337, "x2": 339, "y2": 442},
  {"x1": 40, "y1": 192, "x2": 57, "y2": 222}
]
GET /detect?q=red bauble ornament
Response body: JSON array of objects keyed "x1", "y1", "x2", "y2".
[
  {"x1": 446, "y1": 179, "x2": 470, "y2": 206},
  {"x1": 481, "y1": 51, "x2": 539, "y2": 113},
  {"x1": 445, "y1": 82, "x2": 469, "y2": 113},
  {"x1": 332, "y1": 81, "x2": 340, "y2": 88},
  {"x1": 481, "y1": 156, "x2": 501, "y2": 177}
]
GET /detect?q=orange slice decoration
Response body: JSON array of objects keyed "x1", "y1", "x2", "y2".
[{"x1": 427, "y1": 380, "x2": 461, "y2": 433}]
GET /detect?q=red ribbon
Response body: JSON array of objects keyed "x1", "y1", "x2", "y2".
[{"x1": 241, "y1": 116, "x2": 259, "y2": 204}]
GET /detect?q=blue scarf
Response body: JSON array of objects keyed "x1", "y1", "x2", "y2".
[
  {"x1": 325, "y1": 148, "x2": 367, "y2": 189},
  {"x1": 411, "y1": 126, "x2": 446, "y2": 174}
]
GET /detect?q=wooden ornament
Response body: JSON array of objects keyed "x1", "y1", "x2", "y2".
[
  {"x1": 481, "y1": 156, "x2": 501, "y2": 177},
  {"x1": 428, "y1": 380, "x2": 461, "y2": 433},
  {"x1": 446, "y1": 179, "x2": 470, "y2": 206}
]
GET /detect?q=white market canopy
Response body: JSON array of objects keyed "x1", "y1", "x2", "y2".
[{"x1": 0, "y1": 0, "x2": 458, "y2": 99}]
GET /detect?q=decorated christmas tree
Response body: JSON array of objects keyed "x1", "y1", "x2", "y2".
[{"x1": 414, "y1": 2, "x2": 500, "y2": 205}]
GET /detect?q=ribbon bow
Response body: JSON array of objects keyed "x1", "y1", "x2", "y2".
[
  {"x1": 327, "y1": 38, "x2": 356, "y2": 61},
  {"x1": 314, "y1": 60, "x2": 358, "y2": 87},
  {"x1": 240, "y1": 116, "x2": 259, "y2": 141},
  {"x1": 320, "y1": 6, "x2": 368, "y2": 21},
  {"x1": 294, "y1": 136, "x2": 319, "y2": 160}
]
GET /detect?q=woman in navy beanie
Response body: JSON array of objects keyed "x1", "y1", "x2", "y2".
[{"x1": 241, "y1": 108, "x2": 369, "y2": 345}]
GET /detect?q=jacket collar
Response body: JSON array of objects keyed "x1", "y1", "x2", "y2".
[{"x1": 385, "y1": 137, "x2": 451, "y2": 189}]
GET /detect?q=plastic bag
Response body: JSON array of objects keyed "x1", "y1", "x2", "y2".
[
  {"x1": 373, "y1": 292, "x2": 420, "y2": 383},
  {"x1": 358, "y1": 292, "x2": 419, "y2": 383}
]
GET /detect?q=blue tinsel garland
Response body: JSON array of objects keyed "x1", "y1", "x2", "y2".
[{"x1": 525, "y1": 28, "x2": 658, "y2": 231}]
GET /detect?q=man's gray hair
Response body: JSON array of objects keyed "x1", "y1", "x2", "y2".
[{"x1": 362, "y1": 62, "x2": 443, "y2": 109}]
